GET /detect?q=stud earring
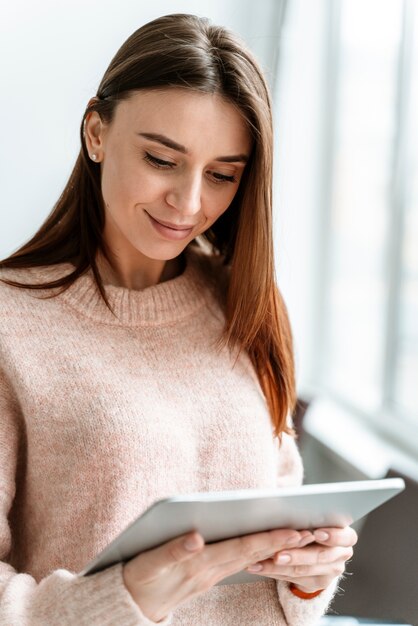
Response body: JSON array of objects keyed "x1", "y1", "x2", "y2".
[{"x1": 91, "y1": 154, "x2": 97, "y2": 161}]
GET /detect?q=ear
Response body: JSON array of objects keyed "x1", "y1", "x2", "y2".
[{"x1": 84, "y1": 108, "x2": 107, "y2": 162}]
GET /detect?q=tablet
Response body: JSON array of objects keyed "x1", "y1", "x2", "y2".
[
  {"x1": 79, "y1": 477, "x2": 405, "y2": 584},
  {"x1": 319, "y1": 618, "x2": 412, "y2": 625}
]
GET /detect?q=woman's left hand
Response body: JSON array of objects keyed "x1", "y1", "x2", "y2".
[{"x1": 246, "y1": 526, "x2": 358, "y2": 593}]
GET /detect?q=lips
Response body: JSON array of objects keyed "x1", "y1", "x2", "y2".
[
  {"x1": 145, "y1": 211, "x2": 195, "y2": 241},
  {"x1": 147, "y1": 213, "x2": 196, "y2": 231}
]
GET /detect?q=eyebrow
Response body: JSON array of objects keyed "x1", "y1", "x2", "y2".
[{"x1": 137, "y1": 132, "x2": 249, "y2": 163}]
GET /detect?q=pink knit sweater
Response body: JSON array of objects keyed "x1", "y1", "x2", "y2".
[{"x1": 0, "y1": 244, "x2": 337, "y2": 625}]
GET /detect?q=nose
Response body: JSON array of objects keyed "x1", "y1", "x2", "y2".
[{"x1": 165, "y1": 171, "x2": 202, "y2": 217}]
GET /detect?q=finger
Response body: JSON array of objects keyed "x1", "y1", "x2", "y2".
[
  {"x1": 246, "y1": 545, "x2": 352, "y2": 575},
  {"x1": 247, "y1": 560, "x2": 343, "y2": 591},
  {"x1": 245, "y1": 544, "x2": 352, "y2": 571},
  {"x1": 197, "y1": 530, "x2": 306, "y2": 587},
  {"x1": 297, "y1": 531, "x2": 316, "y2": 547},
  {"x1": 205, "y1": 528, "x2": 303, "y2": 568},
  {"x1": 272, "y1": 545, "x2": 353, "y2": 567},
  {"x1": 264, "y1": 558, "x2": 348, "y2": 579},
  {"x1": 312, "y1": 526, "x2": 358, "y2": 547},
  {"x1": 129, "y1": 532, "x2": 205, "y2": 581}
]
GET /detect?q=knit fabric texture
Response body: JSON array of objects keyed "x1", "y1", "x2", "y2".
[{"x1": 0, "y1": 244, "x2": 338, "y2": 625}]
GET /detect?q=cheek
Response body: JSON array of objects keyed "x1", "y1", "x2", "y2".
[
  {"x1": 204, "y1": 188, "x2": 237, "y2": 222},
  {"x1": 102, "y1": 159, "x2": 164, "y2": 206}
]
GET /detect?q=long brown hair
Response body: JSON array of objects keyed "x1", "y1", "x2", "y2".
[{"x1": 0, "y1": 14, "x2": 296, "y2": 438}]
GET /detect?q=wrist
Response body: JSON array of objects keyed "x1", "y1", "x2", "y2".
[{"x1": 288, "y1": 582, "x2": 324, "y2": 600}]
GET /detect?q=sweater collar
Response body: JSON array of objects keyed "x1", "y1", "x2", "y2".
[{"x1": 58, "y1": 244, "x2": 209, "y2": 327}]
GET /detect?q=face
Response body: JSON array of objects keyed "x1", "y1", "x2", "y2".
[{"x1": 84, "y1": 88, "x2": 252, "y2": 285}]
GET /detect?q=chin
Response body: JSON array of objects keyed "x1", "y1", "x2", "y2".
[{"x1": 133, "y1": 242, "x2": 191, "y2": 262}]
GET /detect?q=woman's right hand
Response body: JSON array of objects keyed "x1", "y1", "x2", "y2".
[{"x1": 122, "y1": 528, "x2": 315, "y2": 622}]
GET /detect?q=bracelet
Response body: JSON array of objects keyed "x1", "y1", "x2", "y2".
[{"x1": 288, "y1": 583, "x2": 324, "y2": 600}]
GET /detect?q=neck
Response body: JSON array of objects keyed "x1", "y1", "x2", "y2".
[{"x1": 95, "y1": 252, "x2": 186, "y2": 290}]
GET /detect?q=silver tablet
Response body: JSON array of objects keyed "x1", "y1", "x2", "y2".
[{"x1": 79, "y1": 478, "x2": 405, "y2": 584}]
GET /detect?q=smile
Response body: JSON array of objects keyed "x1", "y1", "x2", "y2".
[{"x1": 146, "y1": 212, "x2": 195, "y2": 241}]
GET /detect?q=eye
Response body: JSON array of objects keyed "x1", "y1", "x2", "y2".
[
  {"x1": 210, "y1": 171, "x2": 237, "y2": 185},
  {"x1": 144, "y1": 151, "x2": 238, "y2": 185},
  {"x1": 143, "y1": 152, "x2": 175, "y2": 169}
]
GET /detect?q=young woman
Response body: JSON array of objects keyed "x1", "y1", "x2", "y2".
[{"x1": 0, "y1": 13, "x2": 356, "y2": 625}]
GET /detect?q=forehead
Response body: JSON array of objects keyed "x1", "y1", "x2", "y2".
[{"x1": 110, "y1": 88, "x2": 253, "y2": 156}]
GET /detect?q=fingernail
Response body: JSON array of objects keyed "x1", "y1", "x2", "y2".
[
  {"x1": 276, "y1": 553, "x2": 291, "y2": 564},
  {"x1": 299, "y1": 534, "x2": 315, "y2": 547},
  {"x1": 183, "y1": 536, "x2": 201, "y2": 551},
  {"x1": 247, "y1": 563, "x2": 263, "y2": 572},
  {"x1": 314, "y1": 531, "x2": 329, "y2": 541}
]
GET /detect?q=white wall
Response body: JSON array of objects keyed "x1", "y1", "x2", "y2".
[{"x1": 0, "y1": 0, "x2": 281, "y2": 257}]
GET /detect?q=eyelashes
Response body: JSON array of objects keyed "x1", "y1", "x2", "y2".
[
  {"x1": 143, "y1": 152, "x2": 237, "y2": 184},
  {"x1": 212, "y1": 172, "x2": 237, "y2": 184},
  {"x1": 143, "y1": 152, "x2": 173, "y2": 168}
]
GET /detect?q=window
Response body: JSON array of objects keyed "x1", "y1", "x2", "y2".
[
  {"x1": 274, "y1": 0, "x2": 418, "y2": 454},
  {"x1": 318, "y1": 0, "x2": 417, "y2": 444},
  {"x1": 395, "y1": 0, "x2": 418, "y2": 421}
]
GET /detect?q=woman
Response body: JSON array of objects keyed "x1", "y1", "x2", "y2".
[{"x1": 0, "y1": 13, "x2": 356, "y2": 625}]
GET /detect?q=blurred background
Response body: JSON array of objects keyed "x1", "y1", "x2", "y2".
[{"x1": 0, "y1": 1, "x2": 417, "y2": 622}]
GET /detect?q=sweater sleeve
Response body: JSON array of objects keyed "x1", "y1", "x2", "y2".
[
  {"x1": 274, "y1": 427, "x2": 339, "y2": 625},
  {"x1": 0, "y1": 367, "x2": 172, "y2": 626}
]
